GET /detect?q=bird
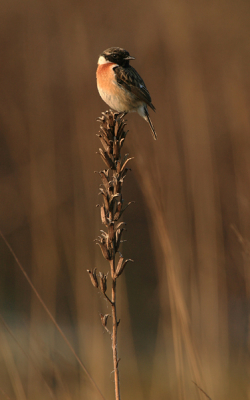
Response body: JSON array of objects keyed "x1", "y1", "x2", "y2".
[{"x1": 96, "y1": 47, "x2": 157, "y2": 140}]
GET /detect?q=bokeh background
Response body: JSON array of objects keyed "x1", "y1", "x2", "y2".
[{"x1": 0, "y1": 0, "x2": 250, "y2": 399}]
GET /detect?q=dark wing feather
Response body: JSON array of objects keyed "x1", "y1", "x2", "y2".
[{"x1": 114, "y1": 66, "x2": 156, "y2": 111}]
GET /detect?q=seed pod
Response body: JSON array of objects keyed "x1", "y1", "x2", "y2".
[
  {"x1": 100, "y1": 205, "x2": 108, "y2": 225},
  {"x1": 99, "y1": 272, "x2": 107, "y2": 294},
  {"x1": 98, "y1": 148, "x2": 114, "y2": 169},
  {"x1": 100, "y1": 313, "x2": 109, "y2": 327},
  {"x1": 115, "y1": 258, "x2": 134, "y2": 278},
  {"x1": 87, "y1": 268, "x2": 98, "y2": 288},
  {"x1": 96, "y1": 241, "x2": 110, "y2": 260}
]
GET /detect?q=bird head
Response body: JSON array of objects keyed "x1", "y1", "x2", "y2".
[{"x1": 98, "y1": 47, "x2": 135, "y2": 67}]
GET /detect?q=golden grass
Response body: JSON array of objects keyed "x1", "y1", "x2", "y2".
[{"x1": 0, "y1": 0, "x2": 250, "y2": 399}]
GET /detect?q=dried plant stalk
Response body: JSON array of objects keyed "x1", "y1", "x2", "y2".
[{"x1": 87, "y1": 110, "x2": 134, "y2": 400}]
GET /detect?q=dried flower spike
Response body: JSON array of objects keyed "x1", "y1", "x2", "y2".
[{"x1": 88, "y1": 110, "x2": 134, "y2": 400}]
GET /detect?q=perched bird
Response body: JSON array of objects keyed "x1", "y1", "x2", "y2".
[{"x1": 96, "y1": 47, "x2": 157, "y2": 140}]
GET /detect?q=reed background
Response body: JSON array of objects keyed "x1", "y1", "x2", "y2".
[{"x1": 0, "y1": 0, "x2": 250, "y2": 399}]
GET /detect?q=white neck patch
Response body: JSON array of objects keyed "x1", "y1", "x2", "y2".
[{"x1": 98, "y1": 55, "x2": 111, "y2": 65}]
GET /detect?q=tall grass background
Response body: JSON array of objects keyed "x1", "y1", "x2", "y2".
[{"x1": 0, "y1": 0, "x2": 250, "y2": 399}]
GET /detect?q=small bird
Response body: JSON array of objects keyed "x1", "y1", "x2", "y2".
[{"x1": 96, "y1": 47, "x2": 157, "y2": 140}]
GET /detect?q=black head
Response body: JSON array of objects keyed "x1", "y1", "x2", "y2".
[{"x1": 100, "y1": 47, "x2": 135, "y2": 67}]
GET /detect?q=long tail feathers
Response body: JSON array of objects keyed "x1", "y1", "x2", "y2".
[{"x1": 144, "y1": 107, "x2": 157, "y2": 140}]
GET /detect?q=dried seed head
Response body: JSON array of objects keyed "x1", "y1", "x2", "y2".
[
  {"x1": 98, "y1": 111, "x2": 127, "y2": 147},
  {"x1": 87, "y1": 268, "x2": 99, "y2": 288}
]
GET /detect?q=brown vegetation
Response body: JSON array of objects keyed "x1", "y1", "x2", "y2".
[{"x1": 0, "y1": 0, "x2": 250, "y2": 399}]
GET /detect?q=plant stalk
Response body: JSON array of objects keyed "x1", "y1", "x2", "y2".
[
  {"x1": 111, "y1": 273, "x2": 120, "y2": 400},
  {"x1": 88, "y1": 111, "x2": 134, "y2": 400}
]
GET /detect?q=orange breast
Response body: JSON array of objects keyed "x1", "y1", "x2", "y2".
[{"x1": 96, "y1": 63, "x2": 117, "y2": 92}]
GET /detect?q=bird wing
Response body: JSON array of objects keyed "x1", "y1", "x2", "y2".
[{"x1": 114, "y1": 66, "x2": 156, "y2": 111}]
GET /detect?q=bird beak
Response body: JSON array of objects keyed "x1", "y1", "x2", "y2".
[{"x1": 124, "y1": 56, "x2": 135, "y2": 60}]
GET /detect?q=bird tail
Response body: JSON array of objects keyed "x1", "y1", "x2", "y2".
[{"x1": 144, "y1": 107, "x2": 157, "y2": 140}]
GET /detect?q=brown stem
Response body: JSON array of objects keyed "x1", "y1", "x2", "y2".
[{"x1": 110, "y1": 259, "x2": 120, "y2": 400}]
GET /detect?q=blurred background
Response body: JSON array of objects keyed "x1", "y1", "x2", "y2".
[{"x1": 0, "y1": 0, "x2": 250, "y2": 399}]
